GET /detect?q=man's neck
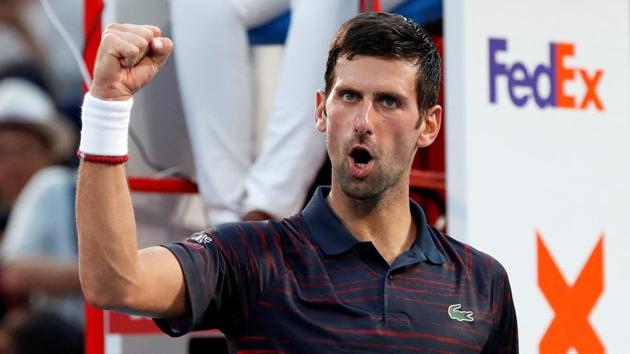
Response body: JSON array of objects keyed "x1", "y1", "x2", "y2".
[{"x1": 327, "y1": 183, "x2": 416, "y2": 264}]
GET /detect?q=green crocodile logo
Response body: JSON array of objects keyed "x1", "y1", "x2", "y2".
[{"x1": 448, "y1": 304, "x2": 474, "y2": 322}]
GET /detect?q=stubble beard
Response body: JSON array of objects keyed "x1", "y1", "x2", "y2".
[{"x1": 333, "y1": 157, "x2": 408, "y2": 203}]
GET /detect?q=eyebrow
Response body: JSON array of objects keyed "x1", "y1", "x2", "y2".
[
  {"x1": 335, "y1": 85, "x2": 360, "y2": 94},
  {"x1": 335, "y1": 85, "x2": 407, "y2": 100},
  {"x1": 374, "y1": 91, "x2": 407, "y2": 104}
]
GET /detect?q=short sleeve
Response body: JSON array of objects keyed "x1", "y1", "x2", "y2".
[
  {"x1": 153, "y1": 221, "x2": 286, "y2": 338},
  {"x1": 153, "y1": 231, "x2": 239, "y2": 337},
  {"x1": 482, "y1": 267, "x2": 519, "y2": 353}
]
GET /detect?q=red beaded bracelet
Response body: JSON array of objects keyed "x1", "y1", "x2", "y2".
[{"x1": 77, "y1": 151, "x2": 129, "y2": 164}]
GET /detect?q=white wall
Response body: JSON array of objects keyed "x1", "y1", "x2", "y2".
[{"x1": 445, "y1": 0, "x2": 630, "y2": 352}]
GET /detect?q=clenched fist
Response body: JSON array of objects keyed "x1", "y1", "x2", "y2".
[{"x1": 91, "y1": 23, "x2": 173, "y2": 101}]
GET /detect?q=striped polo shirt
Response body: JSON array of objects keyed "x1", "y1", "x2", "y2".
[{"x1": 155, "y1": 187, "x2": 518, "y2": 353}]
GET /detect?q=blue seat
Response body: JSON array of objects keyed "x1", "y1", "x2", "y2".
[{"x1": 247, "y1": 0, "x2": 442, "y2": 45}]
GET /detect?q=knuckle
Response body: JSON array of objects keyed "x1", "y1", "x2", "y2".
[
  {"x1": 101, "y1": 32, "x2": 115, "y2": 44},
  {"x1": 122, "y1": 23, "x2": 152, "y2": 39},
  {"x1": 106, "y1": 23, "x2": 122, "y2": 31},
  {"x1": 129, "y1": 46, "x2": 141, "y2": 57},
  {"x1": 147, "y1": 25, "x2": 161, "y2": 34},
  {"x1": 138, "y1": 28, "x2": 153, "y2": 40}
]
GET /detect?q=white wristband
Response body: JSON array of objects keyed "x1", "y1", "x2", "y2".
[{"x1": 79, "y1": 92, "x2": 133, "y2": 156}]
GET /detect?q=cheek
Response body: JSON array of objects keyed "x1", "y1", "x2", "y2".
[
  {"x1": 388, "y1": 128, "x2": 419, "y2": 158},
  {"x1": 325, "y1": 125, "x2": 343, "y2": 158},
  {"x1": 324, "y1": 107, "x2": 353, "y2": 148}
]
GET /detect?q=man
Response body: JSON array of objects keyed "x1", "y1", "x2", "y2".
[
  {"x1": 0, "y1": 78, "x2": 74, "y2": 234},
  {"x1": 0, "y1": 78, "x2": 80, "y2": 328},
  {"x1": 77, "y1": 13, "x2": 518, "y2": 353},
  {"x1": 2, "y1": 166, "x2": 82, "y2": 328}
]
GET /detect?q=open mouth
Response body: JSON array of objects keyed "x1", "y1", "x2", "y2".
[
  {"x1": 348, "y1": 146, "x2": 374, "y2": 178},
  {"x1": 350, "y1": 147, "x2": 373, "y2": 166}
]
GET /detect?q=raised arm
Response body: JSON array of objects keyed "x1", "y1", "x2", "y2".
[{"x1": 76, "y1": 23, "x2": 185, "y2": 318}]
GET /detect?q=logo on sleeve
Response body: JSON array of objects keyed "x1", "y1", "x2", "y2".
[
  {"x1": 189, "y1": 232, "x2": 213, "y2": 245},
  {"x1": 448, "y1": 304, "x2": 474, "y2": 322}
]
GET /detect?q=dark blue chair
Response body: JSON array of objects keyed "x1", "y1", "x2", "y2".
[{"x1": 247, "y1": 0, "x2": 442, "y2": 45}]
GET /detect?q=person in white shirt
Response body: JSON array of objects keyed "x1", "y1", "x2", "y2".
[{"x1": 170, "y1": 0, "x2": 404, "y2": 226}]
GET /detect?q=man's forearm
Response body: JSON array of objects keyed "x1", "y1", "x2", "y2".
[
  {"x1": 75, "y1": 24, "x2": 185, "y2": 317},
  {"x1": 76, "y1": 162, "x2": 140, "y2": 309}
]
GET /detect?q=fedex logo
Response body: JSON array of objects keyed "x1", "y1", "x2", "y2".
[{"x1": 489, "y1": 38, "x2": 604, "y2": 111}]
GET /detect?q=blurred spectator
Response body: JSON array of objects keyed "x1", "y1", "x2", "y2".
[
  {"x1": 0, "y1": 310, "x2": 83, "y2": 354},
  {"x1": 0, "y1": 78, "x2": 75, "y2": 238},
  {"x1": 1, "y1": 166, "x2": 81, "y2": 327},
  {"x1": 0, "y1": 1, "x2": 44, "y2": 72},
  {"x1": 0, "y1": 78, "x2": 79, "y2": 328},
  {"x1": 0, "y1": 0, "x2": 83, "y2": 106}
]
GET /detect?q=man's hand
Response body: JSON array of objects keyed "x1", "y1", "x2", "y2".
[{"x1": 91, "y1": 23, "x2": 173, "y2": 101}]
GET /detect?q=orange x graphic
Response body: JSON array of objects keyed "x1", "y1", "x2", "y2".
[{"x1": 537, "y1": 231, "x2": 605, "y2": 354}]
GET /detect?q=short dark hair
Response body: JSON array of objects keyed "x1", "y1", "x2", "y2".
[{"x1": 324, "y1": 12, "x2": 441, "y2": 113}]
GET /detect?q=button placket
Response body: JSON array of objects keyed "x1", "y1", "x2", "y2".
[{"x1": 383, "y1": 271, "x2": 393, "y2": 324}]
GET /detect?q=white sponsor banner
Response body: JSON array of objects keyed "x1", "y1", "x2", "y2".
[{"x1": 445, "y1": 0, "x2": 630, "y2": 352}]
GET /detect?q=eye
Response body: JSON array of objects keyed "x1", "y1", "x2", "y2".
[
  {"x1": 342, "y1": 91, "x2": 358, "y2": 102},
  {"x1": 381, "y1": 96, "x2": 400, "y2": 109}
]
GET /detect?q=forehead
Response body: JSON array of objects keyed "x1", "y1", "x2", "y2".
[{"x1": 331, "y1": 55, "x2": 418, "y2": 94}]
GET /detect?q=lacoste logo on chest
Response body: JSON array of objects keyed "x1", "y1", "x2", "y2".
[{"x1": 448, "y1": 304, "x2": 474, "y2": 322}]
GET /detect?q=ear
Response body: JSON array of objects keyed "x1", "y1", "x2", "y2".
[
  {"x1": 416, "y1": 104, "x2": 442, "y2": 148},
  {"x1": 315, "y1": 90, "x2": 327, "y2": 132}
]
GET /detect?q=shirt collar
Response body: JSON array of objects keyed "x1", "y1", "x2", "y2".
[{"x1": 302, "y1": 186, "x2": 444, "y2": 265}]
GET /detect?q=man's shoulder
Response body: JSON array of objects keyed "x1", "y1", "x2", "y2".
[
  {"x1": 431, "y1": 228, "x2": 510, "y2": 291},
  {"x1": 205, "y1": 215, "x2": 313, "y2": 250}
]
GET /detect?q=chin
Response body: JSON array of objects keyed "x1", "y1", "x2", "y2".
[
  {"x1": 344, "y1": 188, "x2": 380, "y2": 201},
  {"x1": 336, "y1": 165, "x2": 408, "y2": 203},
  {"x1": 339, "y1": 178, "x2": 386, "y2": 201}
]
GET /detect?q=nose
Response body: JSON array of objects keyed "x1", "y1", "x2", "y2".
[{"x1": 353, "y1": 100, "x2": 374, "y2": 136}]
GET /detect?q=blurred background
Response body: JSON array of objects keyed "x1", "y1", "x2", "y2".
[{"x1": 0, "y1": 0, "x2": 627, "y2": 353}]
